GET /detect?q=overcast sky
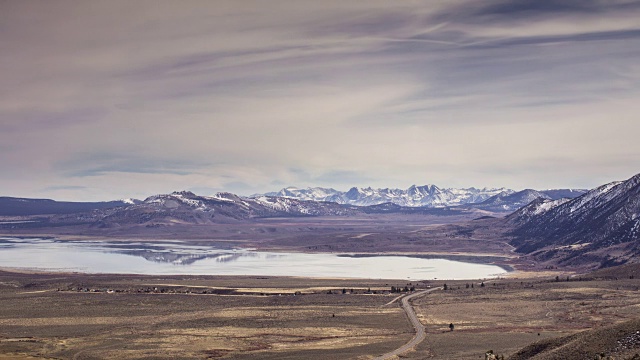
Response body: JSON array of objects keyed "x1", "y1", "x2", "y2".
[{"x1": 2, "y1": 0, "x2": 640, "y2": 201}]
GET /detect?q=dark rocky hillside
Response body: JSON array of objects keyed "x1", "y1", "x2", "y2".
[{"x1": 505, "y1": 173, "x2": 640, "y2": 267}]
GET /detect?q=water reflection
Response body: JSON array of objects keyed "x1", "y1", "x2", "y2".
[
  {"x1": 0, "y1": 237, "x2": 509, "y2": 280},
  {"x1": 76, "y1": 240, "x2": 247, "y2": 265}
]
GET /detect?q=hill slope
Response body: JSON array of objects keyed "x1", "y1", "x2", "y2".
[
  {"x1": 506, "y1": 173, "x2": 640, "y2": 267},
  {"x1": 509, "y1": 318, "x2": 640, "y2": 360}
]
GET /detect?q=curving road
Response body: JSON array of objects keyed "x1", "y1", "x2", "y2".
[{"x1": 374, "y1": 287, "x2": 441, "y2": 360}]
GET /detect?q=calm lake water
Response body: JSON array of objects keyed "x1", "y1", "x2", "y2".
[{"x1": 0, "y1": 237, "x2": 508, "y2": 280}]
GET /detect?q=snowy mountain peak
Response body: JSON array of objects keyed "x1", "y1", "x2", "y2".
[
  {"x1": 344, "y1": 187, "x2": 363, "y2": 200},
  {"x1": 270, "y1": 186, "x2": 341, "y2": 200},
  {"x1": 171, "y1": 190, "x2": 197, "y2": 198},
  {"x1": 252, "y1": 183, "x2": 587, "y2": 210},
  {"x1": 119, "y1": 198, "x2": 140, "y2": 205},
  {"x1": 253, "y1": 184, "x2": 518, "y2": 208}
]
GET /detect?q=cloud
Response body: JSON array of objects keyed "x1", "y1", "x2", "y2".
[
  {"x1": 54, "y1": 152, "x2": 223, "y2": 178},
  {"x1": 1, "y1": 1, "x2": 639, "y2": 200},
  {"x1": 40, "y1": 185, "x2": 87, "y2": 192},
  {"x1": 466, "y1": 0, "x2": 640, "y2": 18}
]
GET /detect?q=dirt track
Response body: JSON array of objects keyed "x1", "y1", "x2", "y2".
[{"x1": 374, "y1": 287, "x2": 441, "y2": 359}]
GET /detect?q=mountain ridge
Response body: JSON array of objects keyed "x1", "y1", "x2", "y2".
[{"x1": 256, "y1": 185, "x2": 586, "y2": 208}]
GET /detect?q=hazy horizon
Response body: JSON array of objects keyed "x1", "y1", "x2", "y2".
[
  {"x1": 2, "y1": 1, "x2": 639, "y2": 201},
  {"x1": 0, "y1": 177, "x2": 617, "y2": 202}
]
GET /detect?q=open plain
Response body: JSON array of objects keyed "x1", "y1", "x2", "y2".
[
  {"x1": 0, "y1": 271, "x2": 420, "y2": 359},
  {"x1": 2, "y1": 267, "x2": 640, "y2": 359}
]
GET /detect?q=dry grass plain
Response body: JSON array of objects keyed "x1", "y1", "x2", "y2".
[
  {"x1": 0, "y1": 271, "x2": 419, "y2": 359},
  {"x1": 2, "y1": 270, "x2": 640, "y2": 359},
  {"x1": 407, "y1": 277, "x2": 640, "y2": 359}
]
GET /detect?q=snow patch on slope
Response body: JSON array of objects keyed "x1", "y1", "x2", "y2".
[
  {"x1": 531, "y1": 198, "x2": 571, "y2": 215},
  {"x1": 568, "y1": 182, "x2": 622, "y2": 213}
]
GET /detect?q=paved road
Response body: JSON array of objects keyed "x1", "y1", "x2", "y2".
[{"x1": 373, "y1": 287, "x2": 441, "y2": 360}]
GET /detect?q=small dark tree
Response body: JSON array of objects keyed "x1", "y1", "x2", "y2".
[
  {"x1": 342, "y1": 288, "x2": 346, "y2": 294},
  {"x1": 480, "y1": 282, "x2": 485, "y2": 288},
  {"x1": 443, "y1": 283, "x2": 448, "y2": 290},
  {"x1": 449, "y1": 323, "x2": 454, "y2": 331}
]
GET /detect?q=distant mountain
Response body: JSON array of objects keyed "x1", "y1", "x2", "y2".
[
  {"x1": 264, "y1": 187, "x2": 341, "y2": 201},
  {"x1": 1, "y1": 190, "x2": 487, "y2": 230},
  {"x1": 258, "y1": 185, "x2": 512, "y2": 208},
  {"x1": 89, "y1": 191, "x2": 361, "y2": 227},
  {"x1": 0, "y1": 196, "x2": 137, "y2": 216},
  {"x1": 506, "y1": 173, "x2": 640, "y2": 267},
  {"x1": 470, "y1": 189, "x2": 552, "y2": 212},
  {"x1": 540, "y1": 188, "x2": 588, "y2": 200},
  {"x1": 256, "y1": 185, "x2": 587, "y2": 210},
  {"x1": 0, "y1": 184, "x2": 587, "y2": 219}
]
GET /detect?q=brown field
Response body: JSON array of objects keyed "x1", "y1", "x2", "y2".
[
  {"x1": 2, "y1": 269, "x2": 640, "y2": 359},
  {"x1": 409, "y1": 277, "x2": 640, "y2": 359},
  {"x1": 0, "y1": 271, "x2": 418, "y2": 359}
]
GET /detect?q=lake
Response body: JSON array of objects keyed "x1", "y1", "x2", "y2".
[{"x1": 0, "y1": 237, "x2": 509, "y2": 280}]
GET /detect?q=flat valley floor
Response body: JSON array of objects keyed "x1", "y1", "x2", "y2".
[{"x1": 2, "y1": 270, "x2": 640, "y2": 359}]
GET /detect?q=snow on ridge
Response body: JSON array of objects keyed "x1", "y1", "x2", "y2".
[
  {"x1": 203, "y1": 194, "x2": 234, "y2": 202},
  {"x1": 568, "y1": 181, "x2": 623, "y2": 213},
  {"x1": 170, "y1": 192, "x2": 199, "y2": 206}
]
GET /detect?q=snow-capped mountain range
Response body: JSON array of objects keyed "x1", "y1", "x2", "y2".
[
  {"x1": 256, "y1": 185, "x2": 586, "y2": 208},
  {"x1": 259, "y1": 185, "x2": 510, "y2": 207}
]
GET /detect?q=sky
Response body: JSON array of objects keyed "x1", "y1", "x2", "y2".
[{"x1": 2, "y1": 0, "x2": 640, "y2": 201}]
